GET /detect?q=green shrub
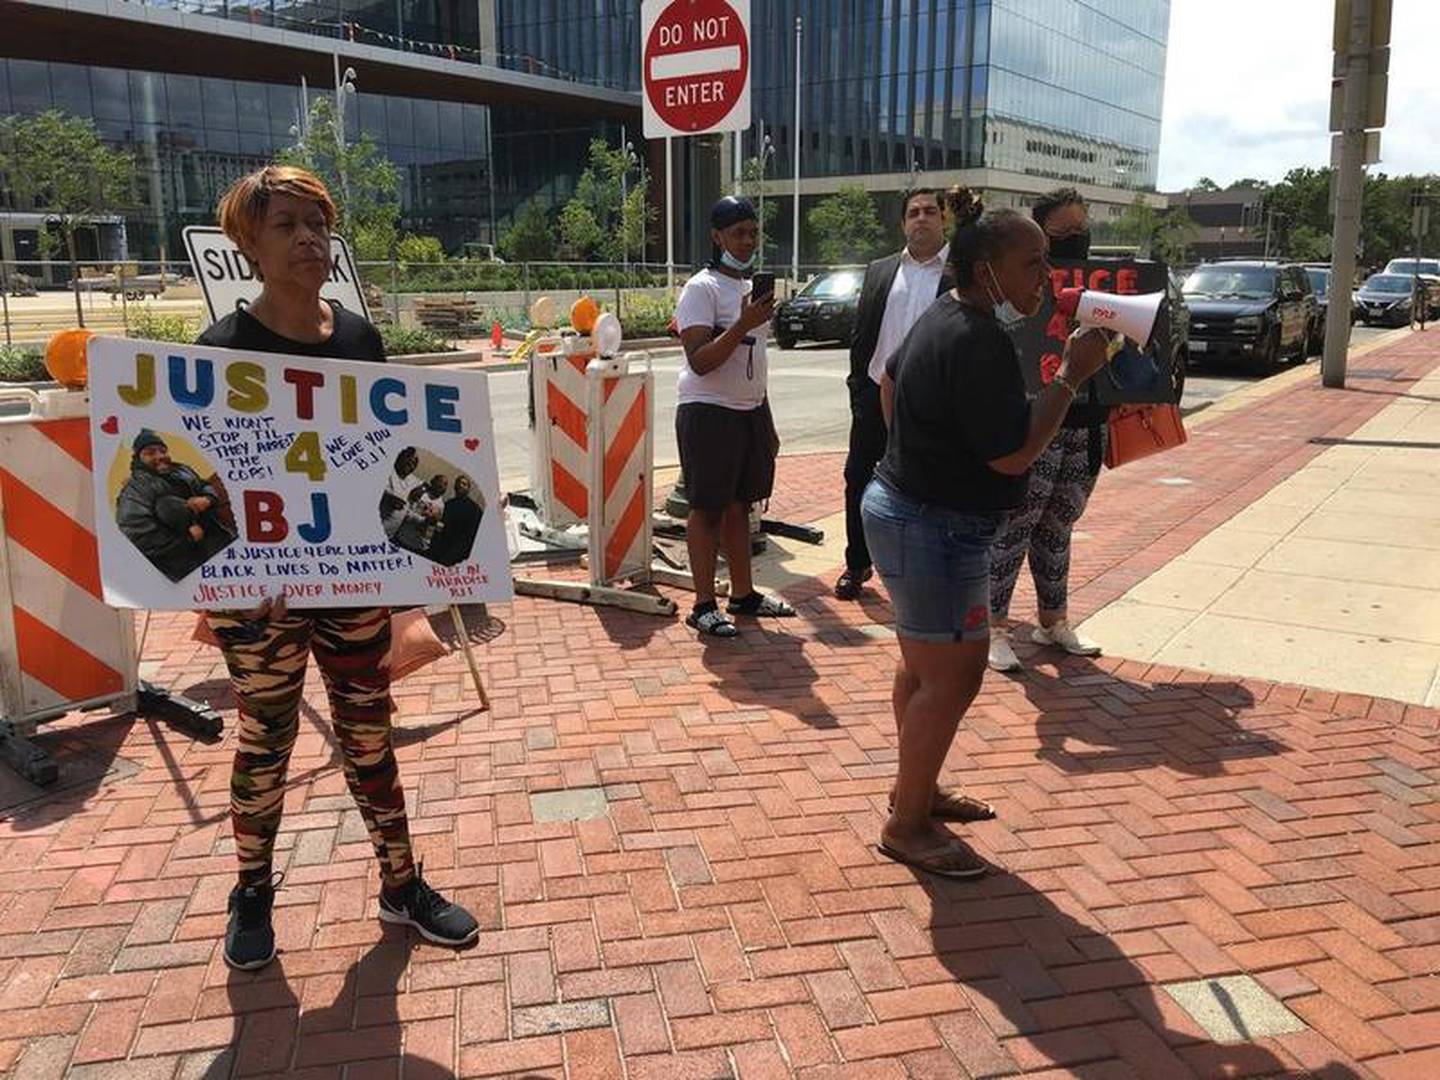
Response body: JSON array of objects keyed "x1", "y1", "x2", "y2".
[
  {"x1": 129, "y1": 309, "x2": 199, "y2": 343},
  {"x1": 482, "y1": 305, "x2": 531, "y2": 333},
  {"x1": 0, "y1": 344, "x2": 49, "y2": 382},
  {"x1": 619, "y1": 293, "x2": 676, "y2": 339},
  {"x1": 380, "y1": 323, "x2": 456, "y2": 357}
]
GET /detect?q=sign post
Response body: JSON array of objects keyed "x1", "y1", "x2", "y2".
[{"x1": 642, "y1": 0, "x2": 752, "y2": 281}]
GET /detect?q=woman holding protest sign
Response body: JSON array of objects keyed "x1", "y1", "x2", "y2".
[
  {"x1": 987, "y1": 188, "x2": 1108, "y2": 672},
  {"x1": 861, "y1": 187, "x2": 1110, "y2": 878},
  {"x1": 198, "y1": 166, "x2": 478, "y2": 970}
]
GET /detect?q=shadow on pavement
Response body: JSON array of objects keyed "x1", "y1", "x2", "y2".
[
  {"x1": 700, "y1": 623, "x2": 838, "y2": 729},
  {"x1": 1009, "y1": 657, "x2": 1281, "y2": 779},
  {"x1": 207, "y1": 932, "x2": 457, "y2": 1077},
  {"x1": 904, "y1": 866, "x2": 1362, "y2": 1079}
]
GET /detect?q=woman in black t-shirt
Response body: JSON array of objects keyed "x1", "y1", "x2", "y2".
[
  {"x1": 196, "y1": 166, "x2": 478, "y2": 970},
  {"x1": 861, "y1": 187, "x2": 1111, "y2": 879}
]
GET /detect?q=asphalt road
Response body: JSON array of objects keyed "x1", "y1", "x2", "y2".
[{"x1": 489, "y1": 326, "x2": 1395, "y2": 490}]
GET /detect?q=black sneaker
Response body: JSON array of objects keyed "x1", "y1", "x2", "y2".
[
  {"x1": 224, "y1": 873, "x2": 281, "y2": 971},
  {"x1": 378, "y1": 865, "x2": 480, "y2": 947}
]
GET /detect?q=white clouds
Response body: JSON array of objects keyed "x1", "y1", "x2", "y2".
[{"x1": 1157, "y1": 0, "x2": 1440, "y2": 190}]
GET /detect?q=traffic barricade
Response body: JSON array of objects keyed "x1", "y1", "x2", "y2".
[{"x1": 0, "y1": 382, "x2": 219, "y2": 785}]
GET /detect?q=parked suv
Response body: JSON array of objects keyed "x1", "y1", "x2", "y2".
[
  {"x1": 774, "y1": 269, "x2": 863, "y2": 350},
  {"x1": 1180, "y1": 260, "x2": 1319, "y2": 370}
]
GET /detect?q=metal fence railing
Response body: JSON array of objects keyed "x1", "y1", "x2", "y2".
[{"x1": 0, "y1": 256, "x2": 844, "y2": 354}]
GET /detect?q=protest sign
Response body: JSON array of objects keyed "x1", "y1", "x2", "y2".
[{"x1": 87, "y1": 336, "x2": 513, "y2": 611}]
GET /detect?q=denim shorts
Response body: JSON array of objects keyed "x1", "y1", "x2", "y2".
[{"x1": 860, "y1": 477, "x2": 1005, "y2": 643}]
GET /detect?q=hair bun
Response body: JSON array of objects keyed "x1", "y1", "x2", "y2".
[{"x1": 945, "y1": 185, "x2": 984, "y2": 229}]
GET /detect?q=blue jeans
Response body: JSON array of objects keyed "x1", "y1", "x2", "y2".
[{"x1": 861, "y1": 477, "x2": 1005, "y2": 643}]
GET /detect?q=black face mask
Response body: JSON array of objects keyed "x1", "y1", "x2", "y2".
[{"x1": 1048, "y1": 230, "x2": 1091, "y2": 261}]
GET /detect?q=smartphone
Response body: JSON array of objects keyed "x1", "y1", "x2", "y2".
[{"x1": 751, "y1": 271, "x2": 776, "y2": 303}]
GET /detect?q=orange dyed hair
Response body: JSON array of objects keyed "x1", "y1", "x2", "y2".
[{"x1": 217, "y1": 165, "x2": 337, "y2": 247}]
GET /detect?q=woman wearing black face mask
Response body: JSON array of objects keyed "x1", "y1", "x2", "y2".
[{"x1": 986, "y1": 187, "x2": 1107, "y2": 673}]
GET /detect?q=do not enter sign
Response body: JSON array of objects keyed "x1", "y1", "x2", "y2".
[{"x1": 642, "y1": 0, "x2": 751, "y2": 139}]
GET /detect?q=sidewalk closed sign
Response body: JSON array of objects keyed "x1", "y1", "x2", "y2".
[
  {"x1": 86, "y1": 335, "x2": 513, "y2": 611},
  {"x1": 183, "y1": 226, "x2": 370, "y2": 325}
]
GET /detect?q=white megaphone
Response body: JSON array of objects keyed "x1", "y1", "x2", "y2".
[{"x1": 1056, "y1": 288, "x2": 1163, "y2": 348}]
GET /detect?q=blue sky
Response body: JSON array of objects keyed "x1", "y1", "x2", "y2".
[{"x1": 1157, "y1": 0, "x2": 1440, "y2": 190}]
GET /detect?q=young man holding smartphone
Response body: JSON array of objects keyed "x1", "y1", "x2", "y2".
[{"x1": 674, "y1": 196, "x2": 794, "y2": 637}]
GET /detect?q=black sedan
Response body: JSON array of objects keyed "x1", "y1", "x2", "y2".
[
  {"x1": 774, "y1": 269, "x2": 863, "y2": 350},
  {"x1": 1354, "y1": 274, "x2": 1415, "y2": 326}
]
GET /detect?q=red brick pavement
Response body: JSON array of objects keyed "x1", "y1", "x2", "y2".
[{"x1": 2, "y1": 334, "x2": 1439, "y2": 1078}]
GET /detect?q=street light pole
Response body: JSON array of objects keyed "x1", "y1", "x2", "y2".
[
  {"x1": 791, "y1": 14, "x2": 802, "y2": 290},
  {"x1": 758, "y1": 125, "x2": 774, "y2": 270},
  {"x1": 620, "y1": 125, "x2": 635, "y2": 275},
  {"x1": 333, "y1": 55, "x2": 357, "y2": 214}
]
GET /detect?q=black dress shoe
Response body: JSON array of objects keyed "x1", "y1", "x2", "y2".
[{"x1": 834, "y1": 566, "x2": 872, "y2": 600}]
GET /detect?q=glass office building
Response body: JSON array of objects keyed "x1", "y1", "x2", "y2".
[
  {"x1": 505, "y1": 0, "x2": 1168, "y2": 193},
  {"x1": 1, "y1": 1, "x2": 633, "y2": 263},
  {"x1": 3, "y1": 0, "x2": 1167, "y2": 266}
]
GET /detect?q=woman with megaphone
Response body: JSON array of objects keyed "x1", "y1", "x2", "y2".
[{"x1": 860, "y1": 186, "x2": 1110, "y2": 879}]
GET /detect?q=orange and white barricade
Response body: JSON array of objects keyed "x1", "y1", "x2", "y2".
[
  {"x1": 0, "y1": 385, "x2": 220, "y2": 785},
  {"x1": 530, "y1": 336, "x2": 595, "y2": 530},
  {"x1": 585, "y1": 356, "x2": 654, "y2": 587},
  {"x1": 0, "y1": 388, "x2": 136, "y2": 783},
  {"x1": 513, "y1": 310, "x2": 677, "y2": 616}
]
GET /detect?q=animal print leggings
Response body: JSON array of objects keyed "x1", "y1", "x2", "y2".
[
  {"x1": 989, "y1": 426, "x2": 1101, "y2": 619},
  {"x1": 208, "y1": 606, "x2": 415, "y2": 888}
]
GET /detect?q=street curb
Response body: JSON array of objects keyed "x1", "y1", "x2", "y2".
[{"x1": 1185, "y1": 326, "x2": 1414, "y2": 431}]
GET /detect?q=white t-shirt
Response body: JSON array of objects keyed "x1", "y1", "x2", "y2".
[{"x1": 674, "y1": 268, "x2": 768, "y2": 411}]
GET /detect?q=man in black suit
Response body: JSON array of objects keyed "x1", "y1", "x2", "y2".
[{"x1": 836, "y1": 188, "x2": 950, "y2": 599}]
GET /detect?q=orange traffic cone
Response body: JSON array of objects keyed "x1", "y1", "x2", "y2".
[{"x1": 491, "y1": 320, "x2": 504, "y2": 349}]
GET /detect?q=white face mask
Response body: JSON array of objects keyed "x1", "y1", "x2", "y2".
[
  {"x1": 983, "y1": 263, "x2": 1025, "y2": 327},
  {"x1": 720, "y1": 248, "x2": 757, "y2": 273}
]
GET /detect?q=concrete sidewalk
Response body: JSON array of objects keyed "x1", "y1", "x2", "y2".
[
  {"x1": 0, "y1": 328, "x2": 1438, "y2": 1079},
  {"x1": 1078, "y1": 328, "x2": 1440, "y2": 706}
]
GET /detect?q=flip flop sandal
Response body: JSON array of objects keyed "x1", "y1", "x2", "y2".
[
  {"x1": 687, "y1": 607, "x2": 739, "y2": 638},
  {"x1": 888, "y1": 793, "x2": 997, "y2": 823},
  {"x1": 727, "y1": 592, "x2": 796, "y2": 617},
  {"x1": 876, "y1": 838, "x2": 988, "y2": 880}
]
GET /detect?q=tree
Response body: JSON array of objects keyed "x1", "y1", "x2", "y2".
[
  {"x1": 1105, "y1": 197, "x2": 1197, "y2": 266},
  {"x1": 1155, "y1": 207, "x2": 1200, "y2": 267},
  {"x1": 737, "y1": 157, "x2": 779, "y2": 264},
  {"x1": 807, "y1": 184, "x2": 884, "y2": 265},
  {"x1": 558, "y1": 198, "x2": 604, "y2": 261},
  {"x1": 499, "y1": 199, "x2": 556, "y2": 262},
  {"x1": 1288, "y1": 224, "x2": 1333, "y2": 262},
  {"x1": 1191, "y1": 177, "x2": 1221, "y2": 193},
  {"x1": 557, "y1": 138, "x2": 653, "y2": 263},
  {"x1": 1109, "y1": 197, "x2": 1159, "y2": 255},
  {"x1": 277, "y1": 96, "x2": 400, "y2": 261},
  {"x1": 0, "y1": 110, "x2": 136, "y2": 324},
  {"x1": 395, "y1": 233, "x2": 444, "y2": 267}
]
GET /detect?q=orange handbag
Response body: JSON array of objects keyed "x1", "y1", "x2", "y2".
[{"x1": 1104, "y1": 403, "x2": 1187, "y2": 469}]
